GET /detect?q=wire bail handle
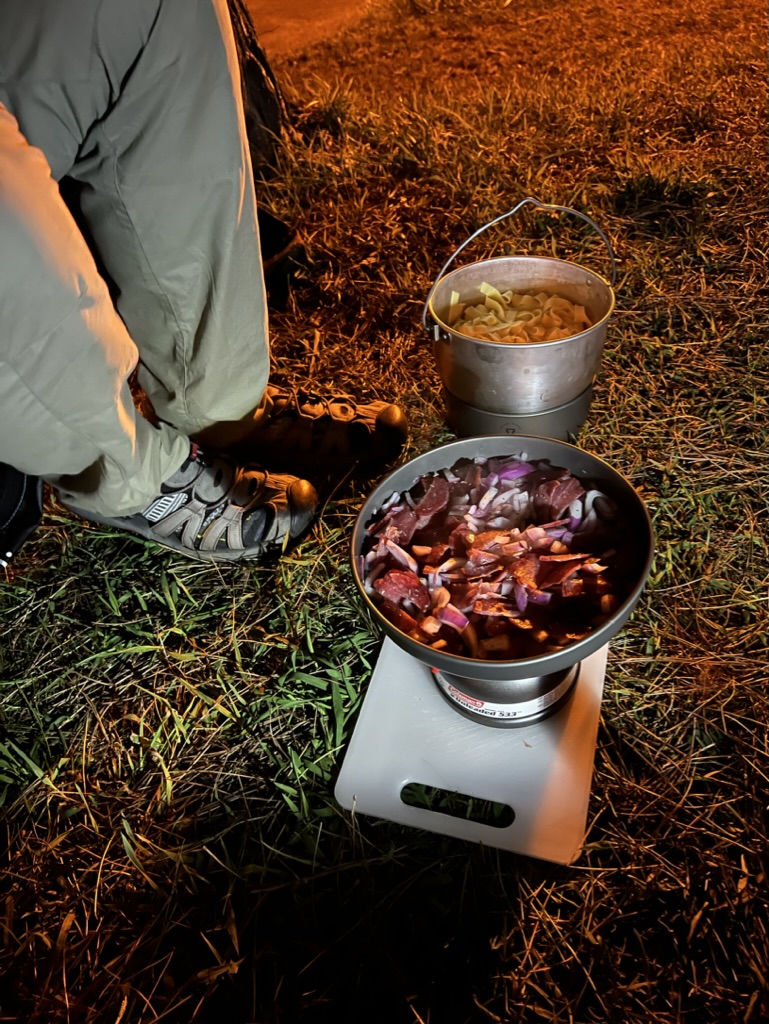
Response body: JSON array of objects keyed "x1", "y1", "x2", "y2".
[{"x1": 422, "y1": 196, "x2": 618, "y2": 334}]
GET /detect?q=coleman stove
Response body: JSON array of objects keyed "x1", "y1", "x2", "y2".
[{"x1": 334, "y1": 436, "x2": 654, "y2": 865}]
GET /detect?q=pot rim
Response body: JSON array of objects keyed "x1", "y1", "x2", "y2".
[{"x1": 427, "y1": 254, "x2": 616, "y2": 345}]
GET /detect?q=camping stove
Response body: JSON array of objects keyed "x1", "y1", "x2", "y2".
[
  {"x1": 334, "y1": 638, "x2": 609, "y2": 865},
  {"x1": 338, "y1": 435, "x2": 654, "y2": 866},
  {"x1": 431, "y1": 659, "x2": 578, "y2": 727}
]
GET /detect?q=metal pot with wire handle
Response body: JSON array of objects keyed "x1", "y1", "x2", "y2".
[{"x1": 423, "y1": 196, "x2": 618, "y2": 440}]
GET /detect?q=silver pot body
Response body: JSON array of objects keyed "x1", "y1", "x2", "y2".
[
  {"x1": 428, "y1": 256, "x2": 615, "y2": 416},
  {"x1": 351, "y1": 436, "x2": 654, "y2": 685}
]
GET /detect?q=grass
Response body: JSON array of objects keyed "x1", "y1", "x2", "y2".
[{"x1": 1, "y1": 0, "x2": 767, "y2": 1020}]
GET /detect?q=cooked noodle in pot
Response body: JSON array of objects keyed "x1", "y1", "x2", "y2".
[{"x1": 449, "y1": 282, "x2": 592, "y2": 345}]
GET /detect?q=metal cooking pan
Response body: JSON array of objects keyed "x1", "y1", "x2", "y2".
[{"x1": 351, "y1": 435, "x2": 654, "y2": 685}]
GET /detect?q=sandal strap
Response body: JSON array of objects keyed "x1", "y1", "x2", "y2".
[
  {"x1": 197, "y1": 501, "x2": 246, "y2": 551},
  {"x1": 271, "y1": 388, "x2": 358, "y2": 422},
  {"x1": 141, "y1": 456, "x2": 270, "y2": 553},
  {"x1": 148, "y1": 496, "x2": 240, "y2": 550},
  {"x1": 240, "y1": 385, "x2": 408, "y2": 480}
]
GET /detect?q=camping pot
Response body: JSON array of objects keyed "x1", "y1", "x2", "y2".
[
  {"x1": 352, "y1": 436, "x2": 654, "y2": 727},
  {"x1": 424, "y1": 197, "x2": 617, "y2": 440}
]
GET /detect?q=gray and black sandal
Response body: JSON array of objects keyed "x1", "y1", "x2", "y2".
[{"x1": 68, "y1": 446, "x2": 318, "y2": 562}]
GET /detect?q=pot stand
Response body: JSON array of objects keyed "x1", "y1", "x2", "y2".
[
  {"x1": 334, "y1": 637, "x2": 609, "y2": 865},
  {"x1": 443, "y1": 385, "x2": 593, "y2": 442}
]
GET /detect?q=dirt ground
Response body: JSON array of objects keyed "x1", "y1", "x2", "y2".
[{"x1": 246, "y1": 0, "x2": 381, "y2": 57}]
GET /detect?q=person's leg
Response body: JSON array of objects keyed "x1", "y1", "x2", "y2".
[
  {"x1": 0, "y1": 0, "x2": 270, "y2": 450},
  {"x1": 0, "y1": 0, "x2": 404, "y2": 540},
  {"x1": 0, "y1": 1, "x2": 321, "y2": 559},
  {"x1": 0, "y1": 103, "x2": 190, "y2": 516},
  {"x1": 71, "y1": 0, "x2": 271, "y2": 440},
  {"x1": 62, "y1": 0, "x2": 408, "y2": 469},
  {"x1": 0, "y1": 104, "x2": 317, "y2": 558}
]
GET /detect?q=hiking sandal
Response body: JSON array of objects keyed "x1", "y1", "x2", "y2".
[
  {"x1": 241, "y1": 385, "x2": 409, "y2": 477},
  {"x1": 67, "y1": 445, "x2": 318, "y2": 562}
]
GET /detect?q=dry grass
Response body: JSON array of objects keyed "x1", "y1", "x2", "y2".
[{"x1": 1, "y1": 0, "x2": 767, "y2": 1021}]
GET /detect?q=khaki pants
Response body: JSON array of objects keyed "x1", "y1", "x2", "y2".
[{"x1": 0, "y1": 0, "x2": 270, "y2": 515}]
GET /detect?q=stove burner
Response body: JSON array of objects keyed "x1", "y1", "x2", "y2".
[{"x1": 431, "y1": 663, "x2": 579, "y2": 727}]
